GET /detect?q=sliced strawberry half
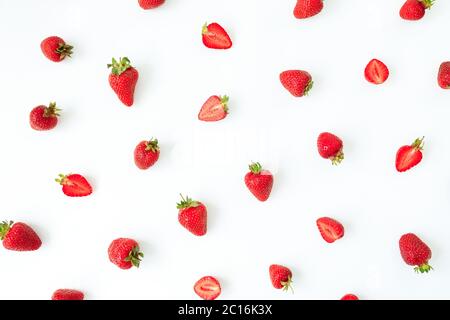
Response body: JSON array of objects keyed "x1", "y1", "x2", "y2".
[
  {"x1": 198, "y1": 95, "x2": 229, "y2": 122},
  {"x1": 55, "y1": 173, "x2": 93, "y2": 197},
  {"x1": 316, "y1": 217, "x2": 344, "y2": 243},
  {"x1": 202, "y1": 22, "x2": 232, "y2": 49},
  {"x1": 395, "y1": 137, "x2": 424, "y2": 172},
  {"x1": 365, "y1": 59, "x2": 389, "y2": 85},
  {"x1": 194, "y1": 276, "x2": 221, "y2": 300}
]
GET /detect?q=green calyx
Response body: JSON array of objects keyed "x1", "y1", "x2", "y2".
[
  {"x1": 56, "y1": 43, "x2": 73, "y2": 60},
  {"x1": 202, "y1": 22, "x2": 209, "y2": 35},
  {"x1": 414, "y1": 262, "x2": 433, "y2": 274},
  {"x1": 303, "y1": 80, "x2": 314, "y2": 96},
  {"x1": 420, "y1": 0, "x2": 434, "y2": 9},
  {"x1": 55, "y1": 173, "x2": 69, "y2": 185},
  {"x1": 0, "y1": 220, "x2": 13, "y2": 240},
  {"x1": 411, "y1": 136, "x2": 425, "y2": 150},
  {"x1": 331, "y1": 150, "x2": 344, "y2": 165},
  {"x1": 107, "y1": 57, "x2": 132, "y2": 75},
  {"x1": 177, "y1": 194, "x2": 199, "y2": 209},
  {"x1": 249, "y1": 162, "x2": 263, "y2": 174},
  {"x1": 281, "y1": 276, "x2": 294, "y2": 293},
  {"x1": 220, "y1": 95, "x2": 229, "y2": 113},
  {"x1": 124, "y1": 245, "x2": 144, "y2": 268},
  {"x1": 145, "y1": 138, "x2": 160, "y2": 152},
  {"x1": 44, "y1": 102, "x2": 61, "y2": 118}
]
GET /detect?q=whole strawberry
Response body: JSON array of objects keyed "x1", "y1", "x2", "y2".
[
  {"x1": 269, "y1": 264, "x2": 293, "y2": 292},
  {"x1": 244, "y1": 162, "x2": 273, "y2": 202},
  {"x1": 194, "y1": 276, "x2": 221, "y2": 300},
  {"x1": 138, "y1": 0, "x2": 165, "y2": 9},
  {"x1": 399, "y1": 233, "x2": 432, "y2": 273},
  {"x1": 202, "y1": 22, "x2": 232, "y2": 50},
  {"x1": 400, "y1": 0, "x2": 434, "y2": 21},
  {"x1": 41, "y1": 36, "x2": 73, "y2": 62},
  {"x1": 341, "y1": 294, "x2": 359, "y2": 300},
  {"x1": 198, "y1": 95, "x2": 229, "y2": 122},
  {"x1": 55, "y1": 173, "x2": 93, "y2": 197},
  {"x1": 395, "y1": 137, "x2": 424, "y2": 172},
  {"x1": 177, "y1": 195, "x2": 207, "y2": 236},
  {"x1": 108, "y1": 238, "x2": 143, "y2": 269},
  {"x1": 280, "y1": 70, "x2": 313, "y2": 97},
  {"x1": 52, "y1": 289, "x2": 84, "y2": 300},
  {"x1": 294, "y1": 0, "x2": 324, "y2": 19},
  {"x1": 316, "y1": 217, "x2": 344, "y2": 243},
  {"x1": 438, "y1": 62, "x2": 450, "y2": 89},
  {"x1": 0, "y1": 221, "x2": 41, "y2": 251},
  {"x1": 317, "y1": 132, "x2": 344, "y2": 165},
  {"x1": 108, "y1": 57, "x2": 139, "y2": 107},
  {"x1": 134, "y1": 138, "x2": 160, "y2": 170},
  {"x1": 29, "y1": 102, "x2": 60, "y2": 131}
]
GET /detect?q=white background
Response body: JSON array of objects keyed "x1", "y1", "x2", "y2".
[{"x1": 0, "y1": 0, "x2": 449, "y2": 300}]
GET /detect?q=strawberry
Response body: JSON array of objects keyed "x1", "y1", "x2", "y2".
[
  {"x1": 52, "y1": 289, "x2": 84, "y2": 300},
  {"x1": 194, "y1": 276, "x2": 221, "y2": 300},
  {"x1": 395, "y1": 137, "x2": 424, "y2": 172},
  {"x1": 269, "y1": 264, "x2": 293, "y2": 292},
  {"x1": 438, "y1": 61, "x2": 450, "y2": 89},
  {"x1": 244, "y1": 162, "x2": 273, "y2": 202},
  {"x1": 317, "y1": 132, "x2": 344, "y2": 165},
  {"x1": 41, "y1": 36, "x2": 73, "y2": 62},
  {"x1": 0, "y1": 221, "x2": 42, "y2": 251},
  {"x1": 399, "y1": 0, "x2": 433, "y2": 21},
  {"x1": 55, "y1": 174, "x2": 93, "y2": 197},
  {"x1": 108, "y1": 238, "x2": 143, "y2": 269},
  {"x1": 293, "y1": 0, "x2": 324, "y2": 19},
  {"x1": 316, "y1": 217, "x2": 344, "y2": 243},
  {"x1": 108, "y1": 57, "x2": 139, "y2": 107},
  {"x1": 177, "y1": 195, "x2": 207, "y2": 236},
  {"x1": 138, "y1": 0, "x2": 165, "y2": 9},
  {"x1": 202, "y1": 22, "x2": 232, "y2": 50},
  {"x1": 279, "y1": 70, "x2": 313, "y2": 97},
  {"x1": 198, "y1": 95, "x2": 229, "y2": 122},
  {"x1": 134, "y1": 138, "x2": 160, "y2": 170},
  {"x1": 365, "y1": 59, "x2": 389, "y2": 85},
  {"x1": 29, "y1": 102, "x2": 61, "y2": 131},
  {"x1": 341, "y1": 294, "x2": 359, "y2": 300},
  {"x1": 399, "y1": 233, "x2": 433, "y2": 273}
]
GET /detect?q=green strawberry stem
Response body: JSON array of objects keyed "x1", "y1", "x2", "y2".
[
  {"x1": 55, "y1": 174, "x2": 69, "y2": 185},
  {"x1": 281, "y1": 276, "x2": 294, "y2": 294},
  {"x1": 56, "y1": 43, "x2": 73, "y2": 60},
  {"x1": 331, "y1": 150, "x2": 344, "y2": 165},
  {"x1": 304, "y1": 80, "x2": 314, "y2": 96},
  {"x1": 420, "y1": 0, "x2": 434, "y2": 9},
  {"x1": 145, "y1": 138, "x2": 160, "y2": 152},
  {"x1": 124, "y1": 245, "x2": 144, "y2": 268},
  {"x1": 44, "y1": 102, "x2": 61, "y2": 118},
  {"x1": 411, "y1": 137, "x2": 425, "y2": 150},
  {"x1": 177, "y1": 194, "x2": 199, "y2": 209},
  {"x1": 202, "y1": 22, "x2": 209, "y2": 35},
  {"x1": 220, "y1": 95, "x2": 229, "y2": 113},
  {"x1": 0, "y1": 220, "x2": 13, "y2": 240},
  {"x1": 414, "y1": 262, "x2": 433, "y2": 274},
  {"x1": 249, "y1": 162, "x2": 263, "y2": 174},
  {"x1": 107, "y1": 57, "x2": 132, "y2": 75}
]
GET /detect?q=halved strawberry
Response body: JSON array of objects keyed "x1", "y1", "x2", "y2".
[
  {"x1": 341, "y1": 294, "x2": 359, "y2": 300},
  {"x1": 202, "y1": 22, "x2": 232, "y2": 50},
  {"x1": 198, "y1": 95, "x2": 229, "y2": 122},
  {"x1": 194, "y1": 276, "x2": 221, "y2": 300},
  {"x1": 365, "y1": 59, "x2": 389, "y2": 85},
  {"x1": 55, "y1": 174, "x2": 93, "y2": 197},
  {"x1": 316, "y1": 217, "x2": 344, "y2": 243},
  {"x1": 395, "y1": 137, "x2": 424, "y2": 172}
]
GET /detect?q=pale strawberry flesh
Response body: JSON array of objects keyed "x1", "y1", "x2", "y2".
[{"x1": 194, "y1": 276, "x2": 221, "y2": 300}]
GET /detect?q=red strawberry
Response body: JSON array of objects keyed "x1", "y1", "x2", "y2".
[
  {"x1": 244, "y1": 162, "x2": 273, "y2": 202},
  {"x1": 202, "y1": 22, "x2": 232, "y2": 50},
  {"x1": 0, "y1": 221, "x2": 42, "y2": 251},
  {"x1": 280, "y1": 70, "x2": 313, "y2": 97},
  {"x1": 269, "y1": 264, "x2": 293, "y2": 292},
  {"x1": 317, "y1": 132, "x2": 344, "y2": 165},
  {"x1": 399, "y1": 0, "x2": 433, "y2": 21},
  {"x1": 399, "y1": 233, "x2": 432, "y2": 273},
  {"x1": 52, "y1": 289, "x2": 84, "y2": 300},
  {"x1": 138, "y1": 0, "x2": 165, "y2": 9},
  {"x1": 293, "y1": 0, "x2": 324, "y2": 19},
  {"x1": 108, "y1": 238, "x2": 143, "y2": 269},
  {"x1": 341, "y1": 294, "x2": 359, "y2": 300},
  {"x1": 108, "y1": 57, "x2": 139, "y2": 107},
  {"x1": 395, "y1": 137, "x2": 424, "y2": 172},
  {"x1": 29, "y1": 102, "x2": 61, "y2": 131},
  {"x1": 198, "y1": 95, "x2": 229, "y2": 122},
  {"x1": 194, "y1": 276, "x2": 221, "y2": 300},
  {"x1": 177, "y1": 195, "x2": 207, "y2": 236},
  {"x1": 365, "y1": 59, "x2": 389, "y2": 85},
  {"x1": 316, "y1": 217, "x2": 344, "y2": 243},
  {"x1": 438, "y1": 61, "x2": 450, "y2": 89},
  {"x1": 55, "y1": 174, "x2": 93, "y2": 197},
  {"x1": 134, "y1": 138, "x2": 160, "y2": 170},
  {"x1": 41, "y1": 36, "x2": 73, "y2": 62}
]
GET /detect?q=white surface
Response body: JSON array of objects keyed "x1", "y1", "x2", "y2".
[{"x1": 0, "y1": 0, "x2": 449, "y2": 300}]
